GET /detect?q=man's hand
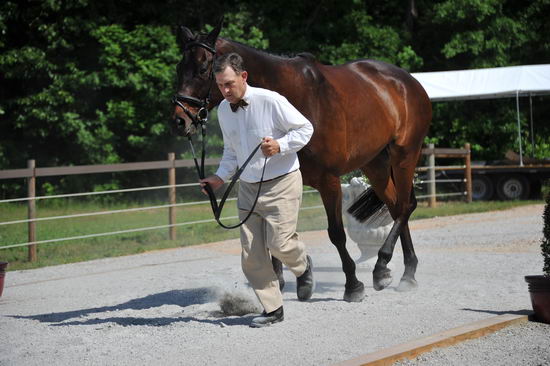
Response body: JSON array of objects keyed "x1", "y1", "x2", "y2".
[
  {"x1": 199, "y1": 175, "x2": 224, "y2": 195},
  {"x1": 261, "y1": 136, "x2": 280, "y2": 157}
]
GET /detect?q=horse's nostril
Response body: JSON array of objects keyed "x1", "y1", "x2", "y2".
[
  {"x1": 169, "y1": 116, "x2": 185, "y2": 136},
  {"x1": 186, "y1": 124, "x2": 197, "y2": 135}
]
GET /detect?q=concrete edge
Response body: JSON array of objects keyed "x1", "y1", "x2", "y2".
[{"x1": 333, "y1": 313, "x2": 529, "y2": 366}]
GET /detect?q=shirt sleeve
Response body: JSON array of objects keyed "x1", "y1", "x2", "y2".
[
  {"x1": 214, "y1": 109, "x2": 238, "y2": 182},
  {"x1": 271, "y1": 96, "x2": 314, "y2": 155}
]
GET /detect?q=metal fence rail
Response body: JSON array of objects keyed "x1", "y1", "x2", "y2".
[
  {"x1": 0, "y1": 183, "x2": 322, "y2": 254},
  {"x1": 0, "y1": 146, "x2": 471, "y2": 261},
  {"x1": 0, "y1": 183, "x2": 199, "y2": 204},
  {"x1": 0, "y1": 217, "x2": 236, "y2": 250},
  {"x1": 0, "y1": 200, "x2": 220, "y2": 226},
  {"x1": 416, "y1": 143, "x2": 472, "y2": 207},
  {"x1": 416, "y1": 192, "x2": 466, "y2": 199}
]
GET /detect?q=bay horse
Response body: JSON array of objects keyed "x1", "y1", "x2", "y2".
[{"x1": 171, "y1": 20, "x2": 432, "y2": 302}]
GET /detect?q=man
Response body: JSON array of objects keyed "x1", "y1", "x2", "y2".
[{"x1": 199, "y1": 52, "x2": 314, "y2": 328}]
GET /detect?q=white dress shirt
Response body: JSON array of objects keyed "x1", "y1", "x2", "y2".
[{"x1": 215, "y1": 85, "x2": 314, "y2": 183}]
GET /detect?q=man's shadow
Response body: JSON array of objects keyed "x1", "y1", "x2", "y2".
[
  {"x1": 9, "y1": 287, "x2": 254, "y2": 327},
  {"x1": 10, "y1": 272, "x2": 349, "y2": 327}
]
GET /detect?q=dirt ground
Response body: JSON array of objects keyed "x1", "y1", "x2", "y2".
[{"x1": 1, "y1": 204, "x2": 548, "y2": 365}]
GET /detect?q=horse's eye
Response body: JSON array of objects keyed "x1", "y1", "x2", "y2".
[{"x1": 198, "y1": 59, "x2": 210, "y2": 75}]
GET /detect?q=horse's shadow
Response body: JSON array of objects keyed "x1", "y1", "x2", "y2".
[
  {"x1": 460, "y1": 308, "x2": 532, "y2": 316},
  {"x1": 10, "y1": 287, "x2": 253, "y2": 327}
]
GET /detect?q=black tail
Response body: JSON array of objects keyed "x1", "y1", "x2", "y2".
[{"x1": 347, "y1": 186, "x2": 386, "y2": 223}]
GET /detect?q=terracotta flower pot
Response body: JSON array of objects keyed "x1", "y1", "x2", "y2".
[
  {"x1": 525, "y1": 275, "x2": 550, "y2": 324},
  {"x1": 0, "y1": 262, "x2": 8, "y2": 298}
]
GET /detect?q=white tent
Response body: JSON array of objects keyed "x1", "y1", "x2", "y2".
[
  {"x1": 411, "y1": 64, "x2": 550, "y2": 165},
  {"x1": 411, "y1": 64, "x2": 550, "y2": 101}
]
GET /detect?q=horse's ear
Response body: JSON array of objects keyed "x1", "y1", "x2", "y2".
[
  {"x1": 205, "y1": 16, "x2": 223, "y2": 46},
  {"x1": 177, "y1": 26, "x2": 195, "y2": 50}
]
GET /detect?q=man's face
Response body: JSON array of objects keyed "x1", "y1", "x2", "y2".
[{"x1": 215, "y1": 66, "x2": 248, "y2": 104}]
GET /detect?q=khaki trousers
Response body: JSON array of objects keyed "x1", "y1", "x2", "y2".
[{"x1": 238, "y1": 169, "x2": 308, "y2": 313}]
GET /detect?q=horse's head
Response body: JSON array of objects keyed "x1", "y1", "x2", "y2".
[{"x1": 170, "y1": 20, "x2": 222, "y2": 137}]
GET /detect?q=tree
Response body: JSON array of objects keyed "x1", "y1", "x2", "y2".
[
  {"x1": 416, "y1": 0, "x2": 550, "y2": 159},
  {"x1": 0, "y1": 0, "x2": 548, "y2": 199},
  {"x1": 0, "y1": 1, "x2": 267, "y2": 197}
]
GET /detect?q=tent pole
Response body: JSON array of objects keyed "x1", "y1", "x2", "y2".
[
  {"x1": 516, "y1": 91, "x2": 524, "y2": 166},
  {"x1": 529, "y1": 93, "x2": 535, "y2": 157}
]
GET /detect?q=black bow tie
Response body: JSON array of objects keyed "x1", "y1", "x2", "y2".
[{"x1": 230, "y1": 99, "x2": 249, "y2": 112}]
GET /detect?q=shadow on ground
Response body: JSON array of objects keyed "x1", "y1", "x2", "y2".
[
  {"x1": 8, "y1": 284, "x2": 347, "y2": 327},
  {"x1": 48, "y1": 314, "x2": 256, "y2": 327},
  {"x1": 461, "y1": 308, "x2": 532, "y2": 316},
  {"x1": 9, "y1": 288, "x2": 255, "y2": 327}
]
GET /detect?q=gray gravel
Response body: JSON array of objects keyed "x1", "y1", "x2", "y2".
[
  {"x1": 1, "y1": 204, "x2": 549, "y2": 366},
  {"x1": 394, "y1": 321, "x2": 550, "y2": 366}
]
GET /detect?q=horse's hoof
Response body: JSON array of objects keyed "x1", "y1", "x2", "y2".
[
  {"x1": 373, "y1": 270, "x2": 393, "y2": 291},
  {"x1": 343, "y1": 281, "x2": 365, "y2": 302},
  {"x1": 396, "y1": 278, "x2": 418, "y2": 292}
]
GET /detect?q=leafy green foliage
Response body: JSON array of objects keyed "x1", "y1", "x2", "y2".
[
  {"x1": 0, "y1": 0, "x2": 549, "y2": 199},
  {"x1": 430, "y1": 0, "x2": 525, "y2": 67},
  {"x1": 0, "y1": 1, "x2": 192, "y2": 197},
  {"x1": 90, "y1": 24, "x2": 180, "y2": 160},
  {"x1": 205, "y1": 10, "x2": 269, "y2": 50},
  {"x1": 416, "y1": 0, "x2": 550, "y2": 159},
  {"x1": 320, "y1": 8, "x2": 423, "y2": 70}
]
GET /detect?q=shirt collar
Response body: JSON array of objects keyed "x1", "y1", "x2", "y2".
[{"x1": 242, "y1": 83, "x2": 252, "y2": 103}]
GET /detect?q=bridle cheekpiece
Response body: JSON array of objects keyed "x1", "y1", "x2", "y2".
[{"x1": 172, "y1": 39, "x2": 217, "y2": 132}]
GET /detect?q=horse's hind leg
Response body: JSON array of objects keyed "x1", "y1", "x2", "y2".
[
  {"x1": 386, "y1": 145, "x2": 420, "y2": 291},
  {"x1": 396, "y1": 200, "x2": 419, "y2": 292},
  {"x1": 318, "y1": 174, "x2": 365, "y2": 302},
  {"x1": 362, "y1": 154, "x2": 399, "y2": 291},
  {"x1": 362, "y1": 147, "x2": 419, "y2": 291}
]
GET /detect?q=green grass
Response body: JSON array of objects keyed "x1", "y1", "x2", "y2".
[{"x1": 0, "y1": 191, "x2": 542, "y2": 271}]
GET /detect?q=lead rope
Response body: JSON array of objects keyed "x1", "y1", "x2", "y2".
[
  {"x1": 188, "y1": 124, "x2": 267, "y2": 229},
  {"x1": 175, "y1": 41, "x2": 268, "y2": 228}
]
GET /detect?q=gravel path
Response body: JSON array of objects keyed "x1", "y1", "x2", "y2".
[
  {"x1": 1, "y1": 204, "x2": 549, "y2": 366},
  {"x1": 394, "y1": 321, "x2": 550, "y2": 366}
]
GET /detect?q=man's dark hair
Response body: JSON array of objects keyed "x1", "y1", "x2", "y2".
[{"x1": 213, "y1": 52, "x2": 245, "y2": 74}]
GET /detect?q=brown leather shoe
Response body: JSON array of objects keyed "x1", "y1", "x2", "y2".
[
  {"x1": 250, "y1": 306, "x2": 284, "y2": 328},
  {"x1": 297, "y1": 255, "x2": 314, "y2": 301}
]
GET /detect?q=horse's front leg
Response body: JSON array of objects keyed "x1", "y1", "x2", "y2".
[{"x1": 318, "y1": 175, "x2": 365, "y2": 302}]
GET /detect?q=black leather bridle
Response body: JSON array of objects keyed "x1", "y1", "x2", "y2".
[
  {"x1": 172, "y1": 39, "x2": 266, "y2": 230},
  {"x1": 172, "y1": 40, "x2": 216, "y2": 131}
]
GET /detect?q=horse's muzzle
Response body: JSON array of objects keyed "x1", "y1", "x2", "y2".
[
  {"x1": 170, "y1": 115, "x2": 197, "y2": 137},
  {"x1": 170, "y1": 95, "x2": 208, "y2": 137}
]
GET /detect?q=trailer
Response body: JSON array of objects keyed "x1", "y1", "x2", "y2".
[
  {"x1": 411, "y1": 65, "x2": 550, "y2": 201},
  {"x1": 438, "y1": 152, "x2": 550, "y2": 200}
]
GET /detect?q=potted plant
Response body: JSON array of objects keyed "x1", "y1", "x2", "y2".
[
  {"x1": 0, "y1": 261, "x2": 7, "y2": 298},
  {"x1": 525, "y1": 187, "x2": 550, "y2": 323}
]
